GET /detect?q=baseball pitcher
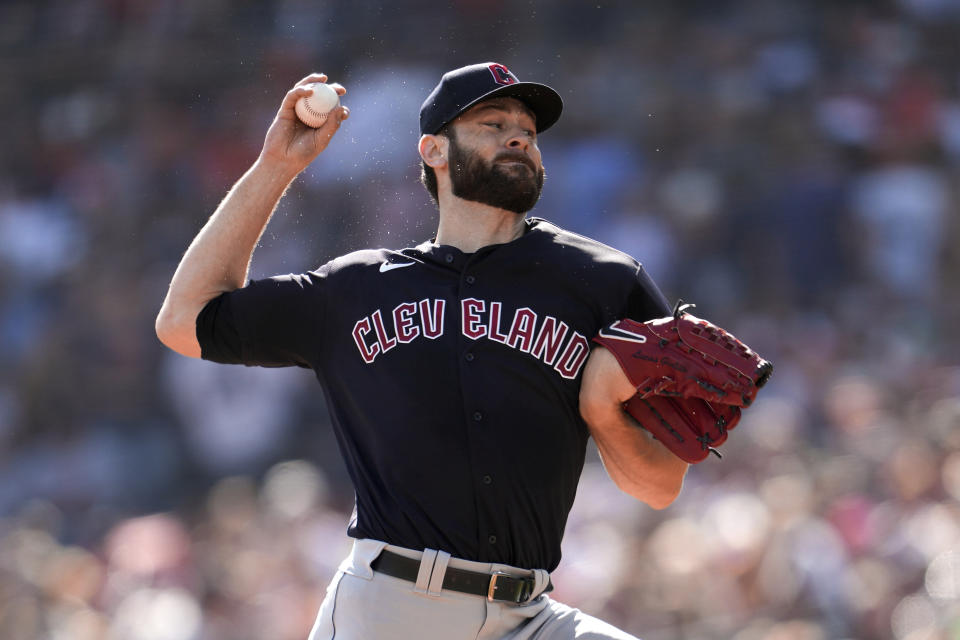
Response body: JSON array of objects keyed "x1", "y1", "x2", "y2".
[{"x1": 156, "y1": 62, "x2": 770, "y2": 639}]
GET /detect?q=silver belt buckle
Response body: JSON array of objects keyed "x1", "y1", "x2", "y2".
[{"x1": 487, "y1": 571, "x2": 510, "y2": 601}]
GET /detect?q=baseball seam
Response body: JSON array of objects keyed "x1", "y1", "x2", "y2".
[{"x1": 303, "y1": 99, "x2": 330, "y2": 118}]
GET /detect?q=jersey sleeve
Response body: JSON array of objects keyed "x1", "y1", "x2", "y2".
[
  {"x1": 196, "y1": 269, "x2": 328, "y2": 369},
  {"x1": 624, "y1": 263, "x2": 671, "y2": 321}
]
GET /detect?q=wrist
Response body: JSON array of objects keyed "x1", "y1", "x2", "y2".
[{"x1": 252, "y1": 153, "x2": 306, "y2": 186}]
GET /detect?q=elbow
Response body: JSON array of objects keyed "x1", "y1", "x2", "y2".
[
  {"x1": 154, "y1": 303, "x2": 202, "y2": 358},
  {"x1": 154, "y1": 307, "x2": 173, "y2": 346},
  {"x1": 642, "y1": 480, "x2": 683, "y2": 510},
  {"x1": 618, "y1": 466, "x2": 686, "y2": 510},
  {"x1": 154, "y1": 303, "x2": 180, "y2": 348}
]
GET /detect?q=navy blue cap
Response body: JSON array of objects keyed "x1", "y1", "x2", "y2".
[{"x1": 419, "y1": 62, "x2": 563, "y2": 135}]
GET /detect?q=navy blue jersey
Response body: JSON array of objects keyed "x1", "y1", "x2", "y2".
[{"x1": 196, "y1": 217, "x2": 669, "y2": 571}]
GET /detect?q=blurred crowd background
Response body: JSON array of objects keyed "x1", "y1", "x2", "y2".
[{"x1": 1, "y1": 0, "x2": 959, "y2": 639}]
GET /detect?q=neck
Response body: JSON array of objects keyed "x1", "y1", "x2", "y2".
[{"x1": 434, "y1": 194, "x2": 527, "y2": 253}]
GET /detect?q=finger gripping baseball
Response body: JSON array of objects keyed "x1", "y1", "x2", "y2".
[{"x1": 593, "y1": 307, "x2": 773, "y2": 408}]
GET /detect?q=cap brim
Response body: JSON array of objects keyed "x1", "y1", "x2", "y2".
[{"x1": 452, "y1": 82, "x2": 563, "y2": 134}]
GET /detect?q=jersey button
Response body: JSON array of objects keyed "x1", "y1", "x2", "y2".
[
  {"x1": 465, "y1": 352, "x2": 475, "y2": 362},
  {"x1": 465, "y1": 275, "x2": 476, "y2": 285},
  {"x1": 488, "y1": 535, "x2": 497, "y2": 544},
  {"x1": 444, "y1": 254, "x2": 454, "y2": 263},
  {"x1": 473, "y1": 411, "x2": 483, "y2": 422},
  {"x1": 482, "y1": 475, "x2": 492, "y2": 485}
]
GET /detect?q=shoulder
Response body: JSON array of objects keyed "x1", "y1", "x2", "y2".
[
  {"x1": 318, "y1": 247, "x2": 421, "y2": 277},
  {"x1": 323, "y1": 248, "x2": 393, "y2": 272},
  {"x1": 526, "y1": 217, "x2": 642, "y2": 272},
  {"x1": 312, "y1": 246, "x2": 434, "y2": 289}
]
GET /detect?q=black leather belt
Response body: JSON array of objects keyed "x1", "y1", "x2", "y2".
[{"x1": 370, "y1": 550, "x2": 546, "y2": 604}]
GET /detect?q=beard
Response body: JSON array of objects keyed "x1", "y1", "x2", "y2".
[{"x1": 447, "y1": 135, "x2": 545, "y2": 214}]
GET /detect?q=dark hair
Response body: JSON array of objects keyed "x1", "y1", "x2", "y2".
[{"x1": 419, "y1": 124, "x2": 455, "y2": 206}]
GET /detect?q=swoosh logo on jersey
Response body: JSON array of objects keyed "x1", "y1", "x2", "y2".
[
  {"x1": 379, "y1": 261, "x2": 416, "y2": 273},
  {"x1": 597, "y1": 325, "x2": 648, "y2": 344}
]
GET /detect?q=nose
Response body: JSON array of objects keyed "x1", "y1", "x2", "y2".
[{"x1": 505, "y1": 128, "x2": 531, "y2": 152}]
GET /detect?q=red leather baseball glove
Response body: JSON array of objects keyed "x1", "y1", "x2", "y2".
[
  {"x1": 593, "y1": 303, "x2": 772, "y2": 462},
  {"x1": 594, "y1": 303, "x2": 773, "y2": 407},
  {"x1": 622, "y1": 395, "x2": 741, "y2": 463}
]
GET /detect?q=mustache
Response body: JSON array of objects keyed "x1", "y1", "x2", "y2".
[{"x1": 493, "y1": 152, "x2": 537, "y2": 173}]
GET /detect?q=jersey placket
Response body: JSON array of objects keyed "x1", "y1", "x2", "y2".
[{"x1": 451, "y1": 248, "x2": 507, "y2": 559}]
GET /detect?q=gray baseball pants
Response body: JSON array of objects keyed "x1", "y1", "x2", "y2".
[{"x1": 307, "y1": 538, "x2": 640, "y2": 640}]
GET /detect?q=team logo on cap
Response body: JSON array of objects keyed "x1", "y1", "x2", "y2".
[{"x1": 488, "y1": 63, "x2": 517, "y2": 86}]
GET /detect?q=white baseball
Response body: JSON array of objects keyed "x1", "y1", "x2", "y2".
[{"x1": 295, "y1": 82, "x2": 340, "y2": 128}]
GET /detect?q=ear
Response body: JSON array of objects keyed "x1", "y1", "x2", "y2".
[{"x1": 419, "y1": 134, "x2": 448, "y2": 169}]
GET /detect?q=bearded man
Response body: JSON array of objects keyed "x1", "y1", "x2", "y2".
[{"x1": 156, "y1": 62, "x2": 687, "y2": 640}]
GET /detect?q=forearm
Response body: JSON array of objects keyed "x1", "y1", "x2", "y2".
[
  {"x1": 580, "y1": 346, "x2": 688, "y2": 508},
  {"x1": 155, "y1": 72, "x2": 349, "y2": 358},
  {"x1": 156, "y1": 158, "x2": 299, "y2": 357},
  {"x1": 587, "y1": 407, "x2": 688, "y2": 508},
  {"x1": 177, "y1": 158, "x2": 297, "y2": 291}
]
